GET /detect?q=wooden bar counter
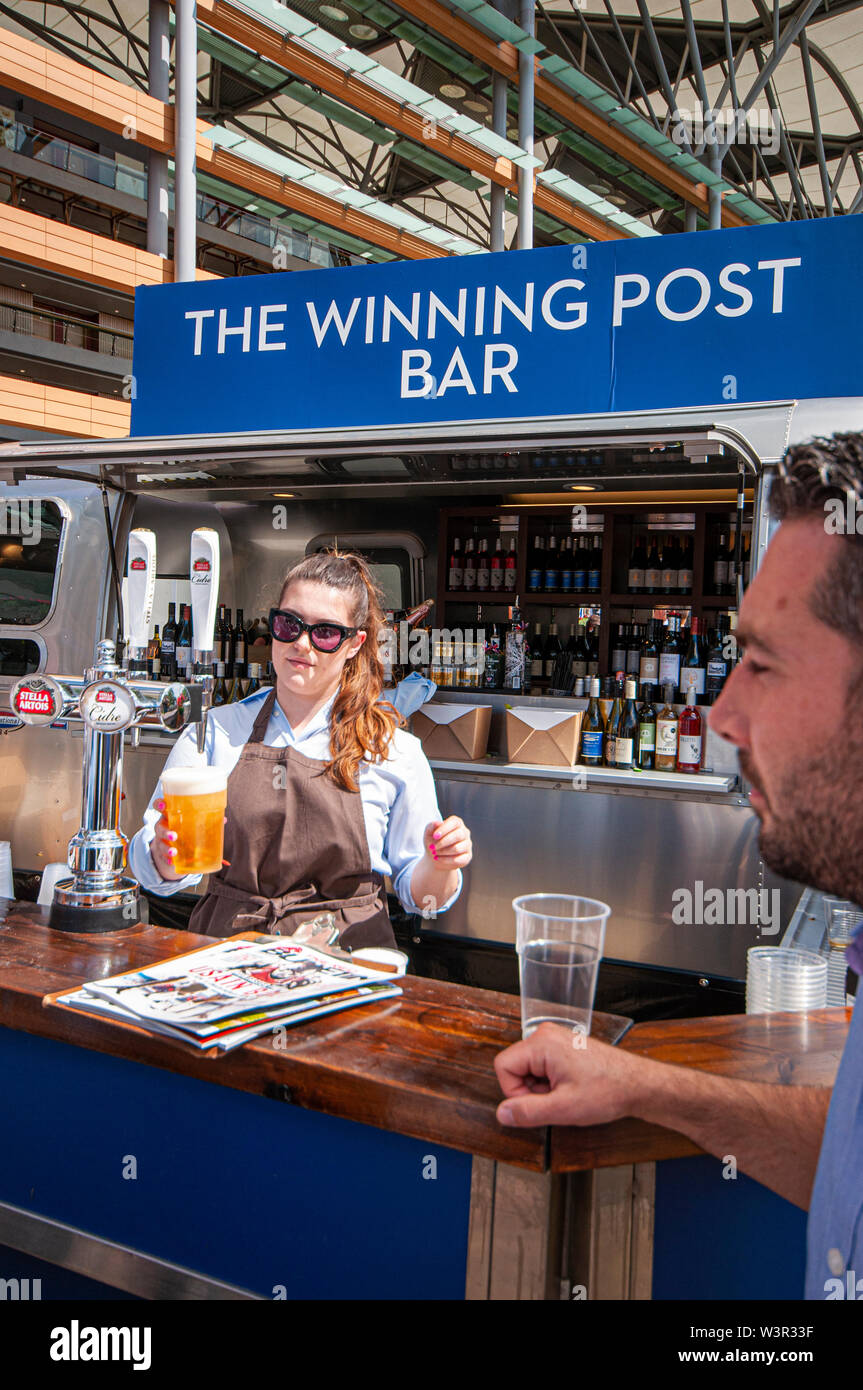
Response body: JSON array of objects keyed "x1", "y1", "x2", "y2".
[{"x1": 0, "y1": 900, "x2": 849, "y2": 1301}]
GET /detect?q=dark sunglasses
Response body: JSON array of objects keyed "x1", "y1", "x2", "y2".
[{"x1": 268, "y1": 607, "x2": 359, "y2": 653}]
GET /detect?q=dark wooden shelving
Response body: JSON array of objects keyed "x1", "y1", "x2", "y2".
[{"x1": 609, "y1": 592, "x2": 694, "y2": 607}]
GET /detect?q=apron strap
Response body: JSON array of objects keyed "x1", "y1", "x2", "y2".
[{"x1": 248, "y1": 687, "x2": 278, "y2": 744}]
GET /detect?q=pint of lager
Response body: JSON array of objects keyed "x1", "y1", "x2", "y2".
[{"x1": 160, "y1": 767, "x2": 228, "y2": 874}]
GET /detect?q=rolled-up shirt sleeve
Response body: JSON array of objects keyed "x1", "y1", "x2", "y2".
[
  {"x1": 384, "y1": 737, "x2": 462, "y2": 917},
  {"x1": 127, "y1": 726, "x2": 212, "y2": 896}
]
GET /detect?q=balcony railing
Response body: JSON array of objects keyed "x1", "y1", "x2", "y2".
[
  {"x1": 1, "y1": 118, "x2": 367, "y2": 269},
  {"x1": 0, "y1": 304, "x2": 133, "y2": 359}
]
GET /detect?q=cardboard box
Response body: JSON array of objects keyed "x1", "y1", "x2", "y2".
[
  {"x1": 504, "y1": 706, "x2": 583, "y2": 768},
  {"x1": 412, "y1": 702, "x2": 492, "y2": 762}
]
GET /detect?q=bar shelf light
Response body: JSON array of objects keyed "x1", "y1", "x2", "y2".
[{"x1": 223, "y1": 0, "x2": 656, "y2": 237}]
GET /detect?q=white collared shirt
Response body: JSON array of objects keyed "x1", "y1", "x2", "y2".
[{"x1": 127, "y1": 688, "x2": 461, "y2": 917}]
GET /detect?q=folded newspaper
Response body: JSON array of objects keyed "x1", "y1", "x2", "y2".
[{"x1": 48, "y1": 935, "x2": 404, "y2": 1052}]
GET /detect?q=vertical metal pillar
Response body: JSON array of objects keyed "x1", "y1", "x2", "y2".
[
  {"x1": 490, "y1": 70, "x2": 507, "y2": 252},
  {"x1": 147, "y1": 0, "x2": 170, "y2": 258},
  {"x1": 708, "y1": 142, "x2": 723, "y2": 229},
  {"x1": 174, "y1": 0, "x2": 198, "y2": 282},
  {"x1": 517, "y1": 0, "x2": 535, "y2": 250},
  {"x1": 684, "y1": 202, "x2": 697, "y2": 232}
]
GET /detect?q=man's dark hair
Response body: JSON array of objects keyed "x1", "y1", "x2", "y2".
[{"x1": 771, "y1": 431, "x2": 863, "y2": 653}]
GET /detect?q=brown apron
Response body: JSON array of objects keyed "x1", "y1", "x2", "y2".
[{"x1": 188, "y1": 689, "x2": 395, "y2": 950}]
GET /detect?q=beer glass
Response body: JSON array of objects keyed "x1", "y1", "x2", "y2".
[
  {"x1": 513, "y1": 894, "x2": 610, "y2": 1040},
  {"x1": 160, "y1": 767, "x2": 228, "y2": 874}
]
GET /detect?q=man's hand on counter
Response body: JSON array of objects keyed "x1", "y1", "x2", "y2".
[
  {"x1": 409, "y1": 816, "x2": 472, "y2": 917},
  {"x1": 495, "y1": 1024, "x2": 648, "y2": 1129},
  {"x1": 495, "y1": 1021, "x2": 832, "y2": 1211}
]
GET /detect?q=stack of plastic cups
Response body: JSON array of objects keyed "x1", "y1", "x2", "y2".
[
  {"x1": 0, "y1": 842, "x2": 13, "y2": 901},
  {"x1": 746, "y1": 947, "x2": 828, "y2": 1015}
]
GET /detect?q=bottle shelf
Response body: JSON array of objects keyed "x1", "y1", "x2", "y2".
[
  {"x1": 443, "y1": 590, "x2": 515, "y2": 602},
  {"x1": 609, "y1": 592, "x2": 694, "y2": 606}
]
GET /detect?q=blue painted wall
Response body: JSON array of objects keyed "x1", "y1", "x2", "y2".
[{"x1": 0, "y1": 1028, "x2": 472, "y2": 1300}]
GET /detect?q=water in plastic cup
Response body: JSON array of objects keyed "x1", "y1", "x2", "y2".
[{"x1": 513, "y1": 894, "x2": 610, "y2": 1040}]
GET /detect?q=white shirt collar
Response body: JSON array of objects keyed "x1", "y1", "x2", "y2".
[{"x1": 271, "y1": 690, "x2": 336, "y2": 740}]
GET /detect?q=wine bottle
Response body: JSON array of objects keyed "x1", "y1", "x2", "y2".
[
  {"x1": 175, "y1": 604, "x2": 192, "y2": 672},
  {"x1": 245, "y1": 663, "x2": 263, "y2": 696},
  {"x1": 676, "y1": 688, "x2": 703, "y2": 773},
  {"x1": 214, "y1": 604, "x2": 227, "y2": 663},
  {"x1": 660, "y1": 534, "x2": 678, "y2": 593},
  {"x1": 585, "y1": 624, "x2": 599, "y2": 679},
  {"x1": 628, "y1": 533, "x2": 646, "y2": 594},
  {"x1": 655, "y1": 685, "x2": 679, "y2": 771},
  {"x1": 528, "y1": 535, "x2": 544, "y2": 594},
  {"x1": 544, "y1": 534, "x2": 560, "y2": 593},
  {"x1": 559, "y1": 536, "x2": 573, "y2": 594},
  {"x1": 504, "y1": 599, "x2": 528, "y2": 693},
  {"x1": 658, "y1": 614, "x2": 682, "y2": 691},
  {"x1": 543, "y1": 619, "x2": 562, "y2": 683},
  {"x1": 572, "y1": 536, "x2": 586, "y2": 592},
  {"x1": 588, "y1": 535, "x2": 602, "y2": 593},
  {"x1": 463, "y1": 538, "x2": 477, "y2": 592},
  {"x1": 504, "y1": 536, "x2": 517, "y2": 592},
  {"x1": 489, "y1": 536, "x2": 504, "y2": 593},
  {"x1": 579, "y1": 676, "x2": 605, "y2": 767},
  {"x1": 477, "y1": 538, "x2": 491, "y2": 592},
  {"x1": 639, "y1": 619, "x2": 660, "y2": 687},
  {"x1": 233, "y1": 608, "x2": 247, "y2": 676},
  {"x1": 146, "y1": 625, "x2": 161, "y2": 679},
  {"x1": 636, "y1": 684, "x2": 657, "y2": 770},
  {"x1": 447, "y1": 537, "x2": 464, "y2": 591},
  {"x1": 161, "y1": 602, "x2": 177, "y2": 681},
  {"x1": 572, "y1": 627, "x2": 589, "y2": 681},
  {"x1": 529, "y1": 622, "x2": 545, "y2": 683},
  {"x1": 484, "y1": 622, "x2": 503, "y2": 689},
  {"x1": 680, "y1": 616, "x2": 706, "y2": 698},
  {"x1": 706, "y1": 615, "x2": 731, "y2": 701},
  {"x1": 605, "y1": 678, "x2": 624, "y2": 768},
  {"x1": 615, "y1": 678, "x2": 639, "y2": 770},
  {"x1": 212, "y1": 662, "x2": 230, "y2": 706},
  {"x1": 712, "y1": 531, "x2": 729, "y2": 596},
  {"x1": 644, "y1": 539, "x2": 661, "y2": 595},
  {"x1": 611, "y1": 623, "x2": 627, "y2": 674},
  {"x1": 625, "y1": 623, "x2": 642, "y2": 677},
  {"x1": 677, "y1": 537, "x2": 693, "y2": 595}
]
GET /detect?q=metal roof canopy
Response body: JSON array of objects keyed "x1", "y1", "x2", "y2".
[
  {"x1": 4, "y1": 397, "x2": 860, "y2": 499},
  {"x1": 2, "y1": 0, "x2": 862, "y2": 256}
]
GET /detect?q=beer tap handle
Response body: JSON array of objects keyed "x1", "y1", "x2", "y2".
[
  {"x1": 190, "y1": 528, "x2": 219, "y2": 666},
  {"x1": 189, "y1": 528, "x2": 219, "y2": 754},
  {"x1": 125, "y1": 529, "x2": 157, "y2": 673}
]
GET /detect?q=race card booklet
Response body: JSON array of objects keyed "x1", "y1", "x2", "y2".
[{"x1": 44, "y1": 934, "x2": 405, "y2": 1050}]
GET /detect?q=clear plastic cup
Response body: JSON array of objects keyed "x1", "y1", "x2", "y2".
[
  {"x1": 824, "y1": 898, "x2": 863, "y2": 951},
  {"x1": 746, "y1": 947, "x2": 828, "y2": 1015},
  {"x1": 513, "y1": 894, "x2": 610, "y2": 1040}
]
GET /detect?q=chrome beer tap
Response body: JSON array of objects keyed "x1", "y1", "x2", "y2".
[{"x1": 7, "y1": 527, "x2": 221, "y2": 933}]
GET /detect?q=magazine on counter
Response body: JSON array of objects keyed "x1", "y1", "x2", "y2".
[
  {"x1": 56, "y1": 980, "x2": 402, "y2": 1051},
  {"x1": 82, "y1": 937, "x2": 401, "y2": 1025},
  {"x1": 46, "y1": 935, "x2": 405, "y2": 1052}
]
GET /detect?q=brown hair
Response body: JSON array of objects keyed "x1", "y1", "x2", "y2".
[
  {"x1": 771, "y1": 432, "x2": 863, "y2": 654},
  {"x1": 279, "y1": 550, "x2": 402, "y2": 791}
]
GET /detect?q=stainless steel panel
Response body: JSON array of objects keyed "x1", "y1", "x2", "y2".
[
  {"x1": 0, "y1": 1198, "x2": 260, "y2": 1299},
  {"x1": 431, "y1": 774, "x2": 799, "y2": 981}
]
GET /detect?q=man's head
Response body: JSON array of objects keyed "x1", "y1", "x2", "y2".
[{"x1": 710, "y1": 432, "x2": 863, "y2": 906}]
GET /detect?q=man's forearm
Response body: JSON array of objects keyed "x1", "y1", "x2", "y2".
[{"x1": 632, "y1": 1060, "x2": 832, "y2": 1210}]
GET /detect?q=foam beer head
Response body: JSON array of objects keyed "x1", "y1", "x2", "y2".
[
  {"x1": 161, "y1": 767, "x2": 227, "y2": 798},
  {"x1": 160, "y1": 767, "x2": 227, "y2": 875}
]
